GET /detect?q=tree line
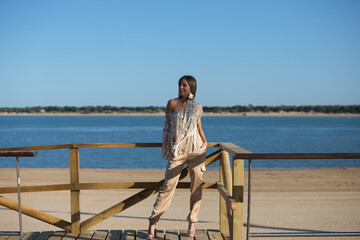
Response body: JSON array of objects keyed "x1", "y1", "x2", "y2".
[{"x1": 1, "y1": 105, "x2": 359, "y2": 114}]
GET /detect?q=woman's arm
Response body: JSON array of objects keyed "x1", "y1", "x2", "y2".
[{"x1": 197, "y1": 118, "x2": 207, "y2": 149}]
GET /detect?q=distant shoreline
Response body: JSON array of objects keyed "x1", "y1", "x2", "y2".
[{"x1": 1, "y1": 111, "x2": 360, "y2": 117}]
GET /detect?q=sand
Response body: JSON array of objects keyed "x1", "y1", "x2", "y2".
[{"x1": 0, "y1": 168, "x2": 359, "y2": 236}]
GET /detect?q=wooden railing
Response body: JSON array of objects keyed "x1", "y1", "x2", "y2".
[
  {"x1": 0, "y1": 143, "x2": 244, "y2": 240},
  {"x1": 2, "y1": 143, "x2": 358, "y2": 240}
]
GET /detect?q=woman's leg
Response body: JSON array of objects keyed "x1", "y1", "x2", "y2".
[
  {"x1": 148, "y1": 156, "x2": 186, "y2": 224},
  {"x1": 186, "y1": 152, "x2": 206, "y2": 223}
]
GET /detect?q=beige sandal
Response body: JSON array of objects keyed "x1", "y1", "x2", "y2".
[
  {"x1": 188, "y1": 222, "x2": 195, "y2": 237},
  {"x1": 147, "y1": 224, "x2": 156, "y2": 239}
]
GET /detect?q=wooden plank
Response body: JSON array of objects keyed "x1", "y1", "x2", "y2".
[
  {"x1": 0, "y1": 181, "x2": 217, "y2": 194},
  {"x1": 0, "y1": 235, "x2": 10, "y2": 240},
  {"x1": 77, "y1": 231, "x2": 94, "y2": 240},
  {"x1": 234, "y1": 153, "x2": 360, "y2": 159},
  {"x1": 69, "y1": 148, "x2": 80, "y2": 234},
  {"x1": 91, "y1": 231, "x2": 108, "y2": 240},
  {"x1": 106, "y1": 230, "x2": 122, "y2": 240},
  {"x1": 205, "y1": 150, "x2": 222, "y2": 167},
  {"x1": 0, "y1": 152, "x2": 37, "y2": 157},
  {"x1": 179, "y1": 230, "x2": 193, "y2": 240},
  {"x1": 220, "y1": 151, "x2": 232, "y2": 193},
  {"x1": 0, "y1": 184, "x2": 72, "y2": 194},
  {"x1": 0, "y1": 144, "x2": 71, "y2": 152},
  {"x1": 22, "y1": 232, "x2": 39, "y2": 240},
  {"x1": 232, "y1": 159, "x2": 244, "y2": 240},
  {"x1": 47, "y1": 231, "x2": 66, "y2": 240},
  {"x1": 164, "y1": 230, "x2": 178, "y2": 240},
  {"x1": 217, "y1": 183, "x2": 236, "y2": 211},
  {"x1": 219, "y1": 143, "x2": 252, "y2": 157},
  {"x1": 76, "y1": 181, "x2": 216, "y2": 190},
  {"x1": 137, "y1": 230, "x2": 165, "y2": 240},
  {"x1": 33, "y1": 232, "x2": 53, "y2": 240},
  {"x1": 61, "y1": 232, "x2": 78, "y2": 240},
  {"x1": 76, "y1": 182, "x2": 162, "y2": 190},
  {"x1": 135, "y1": 230, "x2": 147, "y2": 240},
  {"x1": 6, "y1": 236, "x2": 20, "y2": 240},
  {"x1": 71, "y1": 143, "x2": 162, "y2": 148},
  {"x1": 71, "y1": 142, "x2": 219, "y2": 148},
  {"x1": 120, "y1": 230, "x2": 136, "y2": 240},
  {"x1": 223, "y1": 234, "x2": 230, "y2": 240},
  {"x1": 193, "y1": 230, "x2": 208, "y2": 240},
  {"x1": 0, "y1": 142, "x2": 219, "y2": 152},
  {"x1": 207, "y1": 230, "x2": 223, "y2": 240},
  {"x1": 219, "y1": 150, "x2": 232, "y2": 237},
  {"x1": 0, "y1": 196, "x2": 71, "y2": 231},
  {"x1": 155, "y1": 230, "x2": 165, "y2": 240}
]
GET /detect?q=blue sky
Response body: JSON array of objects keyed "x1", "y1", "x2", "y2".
[{"x1": 1, "y1": 0, "x2": 359, "y2": 107}]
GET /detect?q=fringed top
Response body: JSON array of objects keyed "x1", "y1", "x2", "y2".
[{"x1": 162, "y1": 101, "x2": 204, "y2": 160}]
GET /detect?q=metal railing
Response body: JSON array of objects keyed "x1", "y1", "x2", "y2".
[
  {"x1": 0, "y1": 151, "x2": 38, "y2": 240},
  {"x1": 234, "y1": 152, "x2": 360, "y2": 239}
]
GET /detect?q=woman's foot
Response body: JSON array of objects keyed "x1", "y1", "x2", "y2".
[
  {"x1": 188, "y1": 222, "x2": 195, "y2": 237},
  {"x1": 147, "y1": 224, "x2": 156, "y2": 239}
]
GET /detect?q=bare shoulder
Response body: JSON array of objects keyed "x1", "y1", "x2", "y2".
[
  {"x1": 168, "y1": 98, "x2": 178, "y2": 105},
  {"x1": 167, "y1": 99, "x2": 178, "y2": 109},
  {"x1": 166, "y1": 99, "x2": 178, "y2": 114}
]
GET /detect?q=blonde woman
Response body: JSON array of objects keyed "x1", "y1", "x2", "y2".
[{"x1": 147, "y1": 75, "x2": 208, "y2": 238}]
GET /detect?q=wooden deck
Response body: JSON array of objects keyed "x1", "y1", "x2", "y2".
[{"x1": 0, "y1": 230, "x2": 225, "y2": 240}]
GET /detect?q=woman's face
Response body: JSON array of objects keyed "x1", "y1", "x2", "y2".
[{"x1": 178, "y1": 79, "x2": 191, "y2": 98}]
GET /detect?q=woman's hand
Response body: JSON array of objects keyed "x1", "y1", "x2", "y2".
[{"x1": 201, "y1": 141, "x2": 208, "y2": 149}]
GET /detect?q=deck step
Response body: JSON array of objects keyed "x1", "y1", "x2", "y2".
[{"x1": 0, "y1": 230, "x2": 222, "y2": 240}]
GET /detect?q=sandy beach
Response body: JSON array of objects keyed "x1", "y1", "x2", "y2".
[{"x1": 0, "y1": 168, "x2": 359, "y2": 236}]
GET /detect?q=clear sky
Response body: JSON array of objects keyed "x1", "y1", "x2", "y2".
[{"x1": 1, "y1": 0, "x2": 359, "y2": 107}]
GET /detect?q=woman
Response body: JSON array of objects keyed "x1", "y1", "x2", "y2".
[{"x1": 147, "y1": 75, "x2": 208, "y2": 238}]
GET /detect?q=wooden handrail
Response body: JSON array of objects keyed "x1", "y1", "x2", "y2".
[
  {"x1": 219, "y1": 143, "x2": 252, "y2": 157},
  {"x1": 219, "y1": 143, "x2": 360, "y2": 160},
  {"x1": 0, "y1": 151, "x2": 37, "y2": 157},
  {"x1": 0, "y1": 182, "x2": 217, "y2": 194},
  {"x1": 0, "y1": 142, "x2": 220, "y2": 151},
  {"x1": 234, "y1": 153, "x2": 360, "y2": 159},
  {"x1": 0, "y1": 144, "x2": 73, "y2": 151}
]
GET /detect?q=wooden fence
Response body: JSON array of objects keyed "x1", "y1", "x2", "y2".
[
  {"x1": 0, "y1": 142, "x2": 246, "y2": 240},
  {"x1": 2, "y1": 144, "x2": 359, "y2": 240}
]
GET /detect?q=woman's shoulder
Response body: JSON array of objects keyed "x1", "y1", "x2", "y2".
[
  {"x1": 168, "y1": 98, "x2": 178, "y2": 105},
  {"x1": 165, "y1": 99, "x2": 179, "y2": 114},
  {"x1": 167, "y1": 98, "x2": 179, "y2": 108}
]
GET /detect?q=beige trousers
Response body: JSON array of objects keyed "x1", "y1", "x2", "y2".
[{"x1": 148, "y1": 152, "x2": 206, "y2": 224}]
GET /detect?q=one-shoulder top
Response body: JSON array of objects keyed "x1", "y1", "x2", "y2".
[{"x1": 162, "y1": 101, "x2": 204, "y2": 159}]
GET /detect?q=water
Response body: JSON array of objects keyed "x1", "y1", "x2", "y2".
[{"x1": 0, "y1": 116, "x2": 359, "y2": 169}]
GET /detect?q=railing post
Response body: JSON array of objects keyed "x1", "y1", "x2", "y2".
[
  {"x1": 70, "y1": 147, "x2": 80, "y2": 234},
  {"x1": 220, "y1": 150, "x2": 232, "y2": 238},
  {"x1": 16, "y1": 156, "x2": 23, "y2": 240},
  {"x1": 232, "y1": 158, "x2": 244, "y2": 240}
]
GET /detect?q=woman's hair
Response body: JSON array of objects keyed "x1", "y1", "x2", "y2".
[{"x1": 178, "y1": 75, "x2": 197, "y2": 99}]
